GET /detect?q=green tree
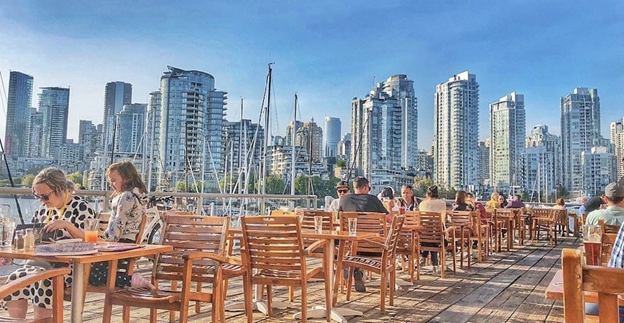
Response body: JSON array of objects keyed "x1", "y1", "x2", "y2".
[
  {"x1": 219, "y1": 176, "x2": 236, "y2": 192},
  {"x1": 176, "y1": 181, "x2": 189, "y2": 192},
  {"x1": 67, "y1": 171, "x2": 84, "y2": 187},
  {"x1": 265, "y1": 176, "x2": 286, "y2": 194},
  {"x1": 413, "y1": 175, "x2": 433, "y2": 198},
  {"x1": 336, "y1": 159, "x2": 347, "y2": 168},
  {"x1": 22, "y1": 174, "x2": 35, "y2": 188}
]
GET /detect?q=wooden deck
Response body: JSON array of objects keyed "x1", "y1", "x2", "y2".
[{"x1": 71, "y1": 234, "x2": 577, "y2": 322}]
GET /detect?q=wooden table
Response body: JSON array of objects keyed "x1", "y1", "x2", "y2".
[
  {"x1": 0, "y1": 243, "x2": 173, "y2": 323},
  {"x1": 545, "y1": 269, "x2": 624, "y2": 305},
  {"x1": 227, "y1": 227, "x2": 378, "y2": 323}
]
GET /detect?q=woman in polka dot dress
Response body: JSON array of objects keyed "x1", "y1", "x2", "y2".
[{"x1": 3, "y1": 168, "x2": 96, "y2": 320}]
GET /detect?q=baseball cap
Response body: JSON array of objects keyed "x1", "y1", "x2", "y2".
[
  {"x1": 605, "y1": 182, "x2": 624, "y2": 199},
  {"x1": 584, "y1": 196, "x2": 604, "y2": 214},
  {"x1": 336, "y1": 181, "x2": 348, "y2": 189}
]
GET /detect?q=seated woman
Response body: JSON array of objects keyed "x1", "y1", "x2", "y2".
[
  {"x1": 89, "y1": 161, "x2": 152, "y2": 289},
  {"x1": 485, "y1": 192, "x2": 501, "y2": 209},
  {"x1": 3, "y1": 168, "x2": 96, "y2": 320},
  {"x1": 379, "y1": 186, "x2": 396, "y2": 214},
  {"x1": 452, "y1": 190, "x2": 474, "y2": 211}
]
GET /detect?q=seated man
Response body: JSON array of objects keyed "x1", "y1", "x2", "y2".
[
  {"x1": 327, "y1": 181, "x2": 350, "y2": 212},
  {"x1": 505, "y1": 194, "x2": 525, "y2": 208},
  {"x1": 586, "y1": 182, "x2": 624, "y2": 226},
  {"x1": 338, "y1": 176, "x2": 389, "y2": 292}
]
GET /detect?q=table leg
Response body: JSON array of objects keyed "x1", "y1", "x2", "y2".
[{"x1": 71, "y1": 263, "x2": 85, "y2": 323}]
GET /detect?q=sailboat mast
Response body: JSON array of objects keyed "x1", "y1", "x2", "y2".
[
  {"x1": 291, "y1": 94, "x2": 297, "y2": 195},
  {"x1": 261, "y1": 63, "x2": 273, "y2": 196}
]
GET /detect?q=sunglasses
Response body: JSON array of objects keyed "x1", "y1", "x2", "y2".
[
  {"x1": 337, "y1": 189, "x2": 349, "y2": 193},
  {"x1": 33, "y1": 191, "x2": 53, "y2": 201}
]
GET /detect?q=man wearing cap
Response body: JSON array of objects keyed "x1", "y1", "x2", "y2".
[
  {"x1": 585, "y1": 182, "x2": 624, "y2": 226},
  {"x1": 327, "y1": 181, "x2": 350, "y2": 212}
]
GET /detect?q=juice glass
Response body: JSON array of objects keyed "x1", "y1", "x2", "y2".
[{"x1": 84, "y1": 218, "x2": 99, "y2": 243}]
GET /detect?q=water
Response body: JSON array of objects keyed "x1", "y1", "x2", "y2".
[{"x1": 0, "y1": 196, "x2": 40, "y2": 223}]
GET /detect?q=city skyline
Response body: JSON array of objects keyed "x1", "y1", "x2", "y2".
[{"x1": 1, "y1": 1, "x2": 622, "y2": 149}]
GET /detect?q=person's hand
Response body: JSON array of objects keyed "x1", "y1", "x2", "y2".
[{"x1": 44, "y1": 220, "x2": 69, "y2": 232}]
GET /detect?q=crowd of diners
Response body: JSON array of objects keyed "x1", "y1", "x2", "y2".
[{"x1": 325, "y1": 175, "x2": 624, "y2": 296}]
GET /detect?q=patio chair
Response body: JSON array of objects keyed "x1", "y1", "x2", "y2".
[
  {"x1": 418, "y1": 211, "x2": 456, "y2": 278},
  {"x1": 103, "y1": 215, "x2": 251, "y2": 323},
  {"x1": 531, "y1": 208, "x2": 557, "y2": 245},
  {"x1": 396, "y1": 211, "x2": 421, "y2": 283},
  {"x1": 449, "y1": 211, "x2": 473, "y2": 269},
  {"x1": 468, "y1": 210, "x2": 490, "y2": 262},
  {"x1": 342, "y1": 215, "x2": 405, "y2": 312},
  {"x1": 562, "y1": 248, "x2": 624, "y2": 322},
  {"x1": 598, "y1": 219, "x2": 620, "y2": 266},
  {"x1": 0, "y1": 268, "x2": 70, "y2": 323},
  {"x1": 240, "y1": 215, "x2": 330, "y2": 323},
  {"x1": 554, "y1": 209, "x2": 569, "y2": 237},
  {"x1": 493, "y1": 208, "x2": 516, "y2": 251}
]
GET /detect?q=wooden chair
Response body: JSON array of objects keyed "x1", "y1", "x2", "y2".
[
  {"x1": 396, "y1": 211, "x2": 421, "y2": 283},
  {"x1": 343, "y1": 215, "x2": 406, "y2": 312},
  {"x1": 103, "y1": 215, "x2": 251, "y2": 323},
  {"x1": 598, "y1": 219, "x2": 620, "y2": 266},
  {"x1": 554, "y1": 209, "x2": 569, "y2": 237},
  {"x1": 493, "y1": 208, "x2": 516, "y2": 251},
  {"x1": 300, "y1": 210, "x2": 334, "y2": 231},
  {"x1": 338, "y1": 212, "x2": 387, "y2": 291},
  {"x1": 0, "y1": 268, "x2": 69, "y2": 323},
  {"x1": 531, "y1": 208, "x2": 557, "y2": 245},
  {"x1": 240, "y1": 215, "x2": 329, "y2": 323},
  {"x1": 562, "y1": 248, "x2": 624, "y2": 322},
  {"x1": 449, "y1": 211, "x2": 473, "y2": 269},
  {"x1": 469, "y1": 211, "x2": 490, "y2": 262},
  {"x1": 418, "y1": 211, "x2": 456, "y2": 278},
  {"x1": 487, "y1": 208, "x2": 504, "y2": 252}
]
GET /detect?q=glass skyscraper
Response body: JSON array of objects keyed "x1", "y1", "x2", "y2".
[
  {"x1": 323, "y1": 117, "x2": 341, "y2": 158},
  {"x1": 114, "y1": 103, "x2": 146, "y2": 154},
  {"x1": 103, "y1": 81, "x2": 132, "y2": 152},
  {"x1": 38, "y1": 87, "x2": 70, "y2": 159},
  {"x1": 4, "y1": 71, "x2": 33, "y2": 157},
  {"x1": 434, "y1": 71, "x2": 479, "y2": 190}
]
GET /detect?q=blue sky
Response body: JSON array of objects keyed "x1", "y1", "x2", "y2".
[{"x1": 0, "y1": 1, "x2": 622, "y2": 150}]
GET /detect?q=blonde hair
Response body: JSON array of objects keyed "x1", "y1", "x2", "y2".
[
  {"x1": 33, "y1": 168, "x2": 75, "y2": 196},
  {"x1": 106, "y1": 161, "x2": 147, "y2": 194}
]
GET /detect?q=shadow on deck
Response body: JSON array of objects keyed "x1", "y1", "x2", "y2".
[{"x1": 77, "y1": 235, "x2": 576, "y2": 322}]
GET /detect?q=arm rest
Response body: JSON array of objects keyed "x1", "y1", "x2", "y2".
[
  {"x1": 0, "y1": 268, "x2": 70, "y2": 299},
  {"x1": 182, "y1": 251, "x2": 238, "y2": 265},
  {"x1": 304, "y1": 239, "x2": 329, "y2": 255}
]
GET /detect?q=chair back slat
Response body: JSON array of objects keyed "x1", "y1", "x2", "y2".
[
  {"x1": 531, "y1": 208, "x2": 552, "y2": 219},
  {"x1": 300, "y1": 210, "x2": 334, "y2": 231},
  {"x1": 97, "y1": 212, "x2": 111, "y2": 239},
  {"x1": 418, "y1": 211, "x2": 445, "y2": 244},
  {"x1": 450, "y1": 211, "x2": 473, "y2": 227},
  {"x1": 599, "y1": 220, "x2": 619, "y2": 265},
  {"x1": 598, "y1": 219, "x2": 621, "y2": 234},
  {"x1": 339, "y1": 212, "x2": 386, "y2": 254},
  {"x1": 241, "y1": 216, "x2": 305, "y2": 274},
  {"x1": 156, "y1": 215, "x2": 229, "y2": 283},
  {"x1": 562, "y1": 248, "x2": 624, "y2": 322}
]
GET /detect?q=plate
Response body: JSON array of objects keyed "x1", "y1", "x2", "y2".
[
  {"x1": 34, "y1": 249, "x2": 99, "y2": 256},
  {"x1": 94, "y1": 244, "x2": 144, "y2": 252}
]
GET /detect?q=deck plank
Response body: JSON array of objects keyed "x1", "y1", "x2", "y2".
[{"x1": 70, "y1": 235, "x2": 577, "y2": 322}]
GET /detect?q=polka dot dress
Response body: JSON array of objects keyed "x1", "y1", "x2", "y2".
[{"x1": 2, "y1": 195, "x2": 95, "y2": 309}]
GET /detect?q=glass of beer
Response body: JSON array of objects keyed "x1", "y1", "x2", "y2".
[
  {"x1": 583, "y1": 224, "x2": 602, "y2": 266},
  {"x1": 84, "y1": 218, "x2": 99, "y2": 243}
]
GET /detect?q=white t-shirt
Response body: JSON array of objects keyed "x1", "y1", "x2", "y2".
[{"x1": 419, "y1": 198, "x2": 449, "y2": 222}]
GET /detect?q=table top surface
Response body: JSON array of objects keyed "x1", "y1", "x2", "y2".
[{"x1": 0, "y1": 243, "x2": 173, "y2": 264}]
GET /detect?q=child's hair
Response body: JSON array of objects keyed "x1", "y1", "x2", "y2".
[{"x1": 106, "y1": 161, "x2": 147, "y2": 194}]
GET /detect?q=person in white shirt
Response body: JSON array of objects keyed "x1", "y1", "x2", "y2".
[
  {"x1": 418, "y1": 185, "x2": 448, "y2": 272},
  {"x1": 327, "y1": 181, "x2": 349, "y2": 212}
]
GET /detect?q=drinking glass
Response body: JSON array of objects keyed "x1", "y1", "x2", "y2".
[
  {"x1": 348, "y1": 218, "x2": 357, "y2": 236},
  {"x1": 2, "y1": 218, "x2": 15, "y2": 248},
  {"x1": 0, "y1": 204, "x2": 11, "y2": 247},
  {"x1": 314, "y1": 216, "x2": 323, "y2": 234},
  {"x1": 583, "y1": 224, "x2": 602, "y2": 266},
  {"x1": 84, "y1": 218, "x2": 99, "y2": 243}
]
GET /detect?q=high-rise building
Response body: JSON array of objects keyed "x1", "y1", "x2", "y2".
[
  {"x1": 337, "y1": 133, "x2": 351, "y2": 163},
  {"x1": 581, "y1": 146, "x2": 617, "y2": 196},
  {"x1": 103, "y1": 82, "x2": 132, "y2": 152},
  {"x1": 4, "y1": 71, "x2": 33, "y2": 157},
  {"x1": 561, "y1": 88, "x2": 601, "y2": 193},
  {"x1": 323, "y1": 117, "x2": 341, "y2": 158},
  {"x1": 285, "y1": 121, "x2": 303, "y2": 147},
  {"x1": 350, "y1": 74, "x2": 418, "y2": 187},
  {"x1": 611, "y1": 117, "x2": 624, "y2": 180},
  {"x1": 78, "y1": 120, "x2": 99, "y2": 160},
  {"x1": 223, "y1": 119, "x2": 264, "y2": 175},
  {"x1": 525, "y1": 125, "x2": 562, "y2": 200},
  {"x1": 156, "y1": 66, "x2": 227, "y2": 190},
  {"x1": 114, "y1": 104, "x2": 146, "y2": 154},
  {"x1": 26, "y1": 108, "x2": 43, "y2": 158},
  {"x1": 296, "y1": 119, "x2": 323, "y2": 163},
  {"x1": 144, "y1": 91, "x2": 162, "y2": 190},
  {"x1": 416, "y1": 150, "x2": 434, "y2": 175},
  {"x1": 38, "y1": 87, "x2": 70, "y2": 159},
  {"x1": 433, "y1": 71, "x2": 479, "y2": 190},
  {"x1": 478, "y1": 140, "x2": 490, "y2": 185},
  {"x1": 489, "y1": 92, "x2": 526, "y2": 192}
]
